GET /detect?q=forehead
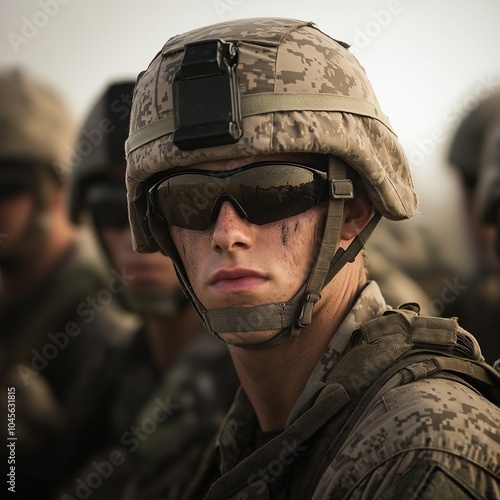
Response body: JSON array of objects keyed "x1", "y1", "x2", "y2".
[{"x1": 189, "y1": 153, "x2": 328, "y2": 172}]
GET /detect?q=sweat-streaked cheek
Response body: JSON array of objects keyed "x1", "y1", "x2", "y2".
[
  {"x1": 169, "y1": 225, "x2": 210, "y2": 280},
  {"x1": 272, "y1": 207, "x2": 326, "y2": 290},
  {"x1": 169, "y1": 203, "x2": 327, "y2": 306}
]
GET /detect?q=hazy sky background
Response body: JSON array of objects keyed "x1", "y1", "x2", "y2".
[{"x1": 1, "y1": 0, "x2": 500, "y2": 269}]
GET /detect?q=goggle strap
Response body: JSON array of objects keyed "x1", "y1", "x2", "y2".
[{"x1": 295, "y1": 157, "x2": 350, "y2": 330}]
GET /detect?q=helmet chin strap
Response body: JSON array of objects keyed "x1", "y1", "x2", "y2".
[{"x1": 148, "y1": 156, "x2": 380, "y2": 349}]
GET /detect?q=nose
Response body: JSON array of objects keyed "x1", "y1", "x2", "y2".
[{"x1": 211, "y1": 201, "x2": 256, "y2": 252}]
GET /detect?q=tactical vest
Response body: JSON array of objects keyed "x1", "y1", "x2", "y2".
[{"x1": 185, "y1": 304, "x2": 500, "y2": 499}]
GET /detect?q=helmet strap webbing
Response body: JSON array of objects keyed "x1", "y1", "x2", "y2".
[{"x1": 292, "y1": 156, "x2": 352, "y2": 332}]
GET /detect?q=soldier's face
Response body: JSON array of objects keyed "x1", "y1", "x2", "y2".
[
  {"x1": 100, "y1": 225, "x2": 180, "y2": 294},
  {"x1": 0, "y1": 191, "x2": 34, "y2": 258},
  {"x1": 169, "y1": 154, "x2": 327, "y2": 341}
]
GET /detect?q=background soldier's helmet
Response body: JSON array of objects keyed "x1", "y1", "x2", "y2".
[
  {"x1": 126, "y1": 18, "x2": 418, "y2": 253},
  {"x1": 0, "y1": 69, "x2": 75, "y2": 256},
  {"x1": 449, "y1": 89, "x2": 500, "y2": 256},
  {"x1": 125, "y1": 18, "x2": 419, "y2": 345},
  {"x1": 0, "y1": 68, "x2": 75, "y2": 175},
  {"x1": 68, "y1": 81, "x2": 135, "y2": 224}
]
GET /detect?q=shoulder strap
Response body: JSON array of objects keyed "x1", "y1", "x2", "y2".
[{"x1": 303, "y1": 349, "x2": 500, "y2": 498}]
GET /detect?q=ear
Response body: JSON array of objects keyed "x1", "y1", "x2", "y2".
[{"x1": 340, "y1": 183, "x2": 375, "y2": 242}]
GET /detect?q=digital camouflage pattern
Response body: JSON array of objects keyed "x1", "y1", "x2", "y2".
[
  {"x1": 126, "y1": 18, "x2": 418, "y2": 253},
  {"x1": 314, "y1": 377, "x2": 500, "y2": 499},
  {"x1": 124, "y1": 17, "x2": 500, "y2": 499},
  {"x1": 184, "y1": 282, "x2": 500, "y2": 499}
]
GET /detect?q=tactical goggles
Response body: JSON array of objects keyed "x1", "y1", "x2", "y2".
[
  {"x1": 0, "y1": 162, "x2": 38, "y2": 200},
  {"x1": 86, "y1": 184, "x2": 130, "y2": 229},
  {"x1": 148, "y1": 162, "x2": 330, "y2": 230}
]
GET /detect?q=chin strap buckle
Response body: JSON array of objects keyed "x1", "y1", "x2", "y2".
[
  {"x1": 296, "y1": 291, "x2": 322, "y2": 331},
  {"x1": 330, "y1": 179, "x2": 353, "y2": 199}
]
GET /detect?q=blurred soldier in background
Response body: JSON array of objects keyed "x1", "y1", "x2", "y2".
[
  {"x1": 446, "y1": 89, "x2": 500, "y2": 364},
  {"x1": 365, "y1": 219, "x2": 432, "y2": 313},
  {"x1": 0, "y1": 69, "x2": 134, "y2": 499},
  {"x1": 61, "y1": 81, "x2": 239, "y2": 499},
  {"x1": 476, "y1": 106, "x2": 500, "y2": 260}
]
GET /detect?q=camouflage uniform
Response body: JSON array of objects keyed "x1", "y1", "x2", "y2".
[
  {"x1": 184, "y1": 283, "x2": 499, "y2": 499},
  {"x1": 123, "y1": 18, "x2": 500, "y2": 499}
]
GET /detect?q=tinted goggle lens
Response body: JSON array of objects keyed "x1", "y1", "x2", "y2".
[
  {"x1": 148, "y1": 162, "x2": 328, "y2": 230},
  {"x1": 86, "y1": 184, "x2": 130, "y2": 229},
  {"x1": 0, "y1": 164, "x2": 37, "y2": 200}
]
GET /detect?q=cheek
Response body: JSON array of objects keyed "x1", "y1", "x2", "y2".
[
  {"x1": 170, "y1": 226, "x2": 209, "y2": 278},
  {"x1": 0, "y1": 196, "x2": 34, "y2": 246},
  {"x1": 170, "y1": 226, "x2": 190, "y2": 264},
  {"x1": 274, "y1": 206, "x2": 325, "y2": 279},
  {"x1": 100, "y1": 230, "x2": 126, "y2": 260}
]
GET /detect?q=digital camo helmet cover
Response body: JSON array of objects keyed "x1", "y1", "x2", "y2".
[{"x1": 126, "y1": 18, "x2": 418, "y2": 255}]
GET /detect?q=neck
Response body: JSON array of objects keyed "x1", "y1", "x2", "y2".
[
  {"x1": 145, "y1": 306, "x2": 204, "y2": 370},
  {"x1": 228, "y1": 258, "x2": 364, "y2": 432}
]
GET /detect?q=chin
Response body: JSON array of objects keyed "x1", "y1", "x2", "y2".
[{"x1": 219, "y1": 329, "x2": 282, "y2": 348}]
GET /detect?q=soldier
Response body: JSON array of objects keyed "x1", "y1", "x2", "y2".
[
  {"x1": 125, "y1": 19, "x2": 500, "y2": 499},
  {"x1": 63, "y1": 81, "x2": 239, "y2": 499},
  {"x1": 0, "y1": 70, "x2": 135, "y2": 499},
  {"x1": 446, "y1": 90, "x2": 500, "y2": 364}
]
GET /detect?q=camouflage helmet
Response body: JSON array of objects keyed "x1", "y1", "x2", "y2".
[
  {"x1": 448, "y1": 89, "x2": 500, "y2": 189},
  {"x1": 0, "y1": 68, "x2": 75, "y2": 174},
  {"x1": 125, "y1": 18, "x2": 419, "y2": 346},
  {"x1": 126, "y1": 18, "x2": 418, "y2": 252},
  {"x1": 68, "y1": 81, "x2": 134, "y2": 223}
]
